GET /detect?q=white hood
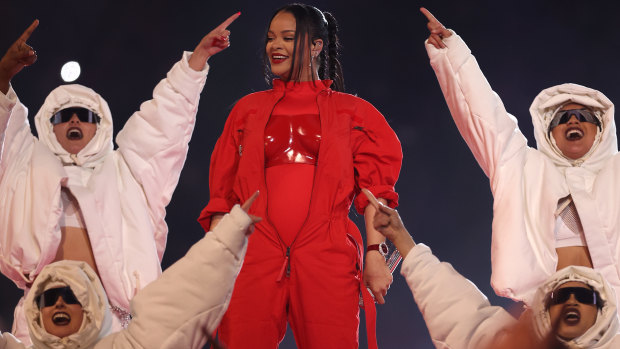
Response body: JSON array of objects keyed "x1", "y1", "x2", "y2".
[
  {"x1": 24, "y1": 261, "x2": 112, "y2": 349},
  {"x1": 530, "y1": 83, "x2": 616, "y2": 170},
  {"x1": 34, "y1": 84, "x2": 114, "y2": 167},
  {"x1": 531, "y1": 266, "x2": 619, "y2": 348}
]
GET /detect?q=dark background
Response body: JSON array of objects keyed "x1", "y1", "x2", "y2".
[{"x1": 2, "y1": 0, "x2": 620, "y2": 347}]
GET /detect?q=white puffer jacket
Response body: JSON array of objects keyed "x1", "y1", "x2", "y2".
[
  {"x1": 402, "y1": 244, "x2": 620, "y2": 348},
  {"x1": 0, "y1": 51, "x2": 208, "y2": 342},
  {"x1": 0, "y1": 205, "x2": 251, "y2": 349},
  {"x1": 426, "y1": 31, "x2": 620, "y2": 306},
  {"x1": 531, "y1": 266, "x2": 620, "y2": 348}
]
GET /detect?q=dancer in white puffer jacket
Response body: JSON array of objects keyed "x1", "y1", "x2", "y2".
[
  {"x1": 0, "y1": 14, "x2": 239, "y2": 343},
  {"x1": 421, "y1": 8, "x2": 620, "y2": 310},
  {"x1": 362, "y1": 188, "x2": 620, "y2": 349},
  {"x1": 0, "y1": 202, "x2": 257, "y2": 349}
]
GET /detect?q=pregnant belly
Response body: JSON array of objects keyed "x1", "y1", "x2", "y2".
[{"x1": 266, "y1": 163, "x2": 315, "y2": 246}]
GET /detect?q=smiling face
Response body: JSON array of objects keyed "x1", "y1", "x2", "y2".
[
  {"x1": 41, "y1": 296, "x2": 84, "y2": 338},
  {"x1": 550, "y1": 103, "x2": 599, "y2": 160},
  {"x1": 52, "y1": 113, "x2": 97, "y2": 155},
  {"x1": 548, "y1": 281, "x2": 598, "y2": 340},
  {"x1": 266, "y1": 11, "x2": 298, "y2": 80},
  {"x1": 266, "y1": 11, "x2": 318, "y2": 82}
]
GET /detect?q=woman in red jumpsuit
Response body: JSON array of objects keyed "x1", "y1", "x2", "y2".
[{"x1": 198, "y1": 4, "x2": 402, "y2": 348}]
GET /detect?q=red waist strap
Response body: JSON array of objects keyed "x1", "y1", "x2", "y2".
[{"x1": 361, "y1": 281, "x2": 379, "y2": 349}]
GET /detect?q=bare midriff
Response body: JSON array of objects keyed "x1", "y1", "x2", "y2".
[
  {"x1": 556, "y1": 246, "x2": 593, "y2": 270},
  {"x1": 53, "y1": 226, "x2": 100, "y2": 275}
]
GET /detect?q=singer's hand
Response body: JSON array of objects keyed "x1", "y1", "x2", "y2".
[{"x1": 364, "y1": 252, "x2": 392, "y2": 304}]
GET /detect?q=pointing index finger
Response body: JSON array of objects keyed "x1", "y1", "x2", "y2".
[
  {"x1": 217, "y1": 12, "x2": 241, "y2": 31},
  {"x1": 362, "y1": 188, "x2": 381, "y2": 210},
  {"x1": 19, "y1": 19, "x2": 39, "y2": 43},
  {"x1": 241, "y1": 190, "x2": 259, "y2": 212},
  {"x1": 420, "y1": 7, "x2": 440, "y2": 25}
]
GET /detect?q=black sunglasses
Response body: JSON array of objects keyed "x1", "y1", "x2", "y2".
[
  {"x1": 548, "y1": 286, "x2": 599, "y2": 307},
  {"x1": 36, "y1": 286, "x2": 81, "y2": 309},
  {"x1": 50, "y1": 107, "x2": 101, "y2": 125},
  {"x1": 549, "y1": 109, "x2": 600, "y2": 132}
]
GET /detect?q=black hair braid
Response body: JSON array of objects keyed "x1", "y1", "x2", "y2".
[
  {"x1": 323, "y1": 11, "x2": 344, "y2": 92},
  {"x1": 317, "y1": 49, "x2": 327, "y2": 81}
]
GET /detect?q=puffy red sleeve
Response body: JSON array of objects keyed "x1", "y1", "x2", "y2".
[
  {"x1": 351, "y1": 98, "x2": 402, "y2": 214},
  {"x1": 197, "y1": 103, "x2": 243, "y2": 231}
]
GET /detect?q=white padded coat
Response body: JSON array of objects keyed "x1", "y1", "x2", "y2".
[
  {"x1": 402, "y1": 244, "x2": 620, "y2": 348},
  {"x1": 0, "y1": 205, "x2": 251, "y2": 349},
  {"x1": 0, "y1": 52, "x2": 208, "y2": 342},
  {"x1": 426, "y1": 32, "x2": 620, "y2": 306}
]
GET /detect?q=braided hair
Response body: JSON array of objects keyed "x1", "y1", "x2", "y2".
[{"x1": 263, "y1": 3, "x2": 345, "y2": 92}]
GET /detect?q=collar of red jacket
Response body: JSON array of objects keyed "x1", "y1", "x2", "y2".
[{"x1": 272, "y1": 79, "x2": 333, "y2": 92}]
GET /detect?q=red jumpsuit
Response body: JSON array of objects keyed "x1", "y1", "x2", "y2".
[{"x1": 198, "y1": 80, "x2": 402, "y2": 349}]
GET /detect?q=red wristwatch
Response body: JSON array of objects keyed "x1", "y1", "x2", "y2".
[{"x1": 367, "y1": 242, "x2": 388, "y2": 258}]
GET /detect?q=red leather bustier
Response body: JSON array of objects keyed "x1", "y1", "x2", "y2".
[
  {"x1": 264, "y1": 115, "x2": 321, "y2": 167},
  {"x1": 264, "y1": 81, "x2": 322, "y2": 168}
]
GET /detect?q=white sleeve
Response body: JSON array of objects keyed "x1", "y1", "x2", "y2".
[
  {"x1": 0, "y1": 85, "x2": 33, "y2": 170},
  {"x1": 426, "y1": 31, "x2": 546, "y2": 304},
  {"x1": 115, "y1": 51, "x2": 209, "y2": 239},
  {"x1": 0, "y1": 88, "x2": 13, "y2": 159},
  {"x1": 0, "y1": 331, "x2": 28, "y2": 349},
  {"x1": 401, "y1": 244, "x2": 516, "y2": 349},
  {"x1": 426, "y1": 31, "x2": 528, "y2": 191},
  {"x1": 100, "y1": 205, "x2": 250, "y2": 349},
  {"x1": 0, "y1": 85, "x2": 61, "y2": 288}
]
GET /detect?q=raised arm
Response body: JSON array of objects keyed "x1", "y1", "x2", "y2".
[
  {"x1": 115, "y1": 13, "x2": 240, "y2": 250},
  {"x1": 420, "y1": 8, "x2": 451, "y2": 49},
  {"x1": 0, "y1": 20, "x2": 67, "y2": 293},
  {"x1": 188, "y1": 12, "x2": 240, "y2": 71},
  {"x1": 420, "y1": 8, "x2": 528, "y2": 184},
  {"x1": 0, "y1": 20, "x2": 38, "y2": 160},
  {"x1": 0, "y1": 20, "x2": 38, "y2": 94}
]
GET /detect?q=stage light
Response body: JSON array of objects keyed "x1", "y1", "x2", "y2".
[{"x1": 60, "y1": 61, "x2": 81, "y2": 82}]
